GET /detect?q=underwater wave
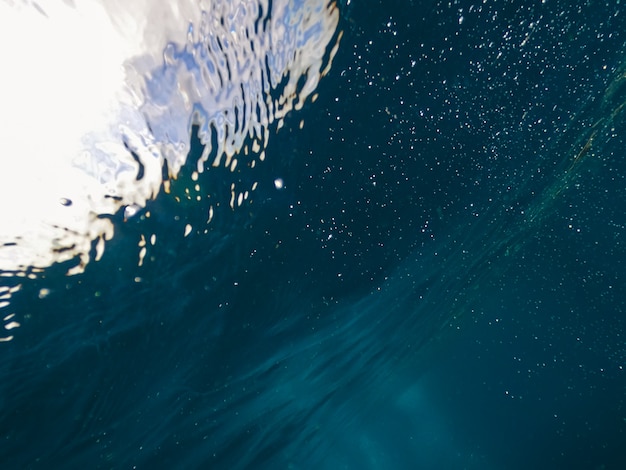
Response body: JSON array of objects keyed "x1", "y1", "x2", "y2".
[{"x1": 2, "y1": 1, "x2": 625, "y2": 467}]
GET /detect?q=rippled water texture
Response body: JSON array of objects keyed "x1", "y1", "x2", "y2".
[{"x1": 0, "y1": 0, "x2": 340, "y2": 277}]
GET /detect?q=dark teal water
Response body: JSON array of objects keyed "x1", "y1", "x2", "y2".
[{"x1": 2, "y1": 0, "x2": 626, "y2": 468}]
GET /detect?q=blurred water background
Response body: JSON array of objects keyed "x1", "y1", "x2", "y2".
[{"x1": 1, "y1": 0, "x2": 626, "y2": 468}]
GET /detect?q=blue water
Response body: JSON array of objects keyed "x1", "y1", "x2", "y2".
[{"x1": 2, "y1": 0, "x2": 626, "y2": 468}]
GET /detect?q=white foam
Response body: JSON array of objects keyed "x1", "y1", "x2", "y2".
[{"x1": 0, "y1": 0, "x2": 340, "y2": 274}]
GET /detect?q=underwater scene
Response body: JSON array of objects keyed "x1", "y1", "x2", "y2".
[{"x1": 1, "y1": 0, "x2": 625, "y2": 468}]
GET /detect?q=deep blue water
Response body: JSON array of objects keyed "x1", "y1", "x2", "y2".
[{"x1": 2, "y1": 0, "x2": 626, "y2": 468}]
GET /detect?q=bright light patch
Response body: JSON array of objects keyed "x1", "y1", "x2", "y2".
[{"x1": 0, "y1": 0, "x2": 340, "y2": 279}]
